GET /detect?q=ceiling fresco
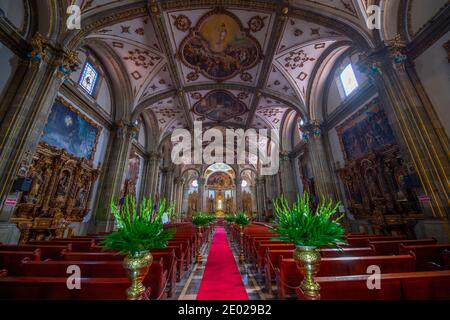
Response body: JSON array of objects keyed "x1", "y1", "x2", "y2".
[{"x1": 78, "y1": 0, "x2": 377, "y2": 143}]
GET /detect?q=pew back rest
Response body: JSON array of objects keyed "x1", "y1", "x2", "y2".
[
  {"x1": 369, "y1": 239, "x2": 437, "y2": 255},
  {"x1": 0, "y1": 244, "x2": 71, "y2": 260},
  {"x1": 0, "y1": 250, "x2": 41, "y2": 275},
  {"x1": 399, "y1": 244, "x2": 450, "y2": 270},
  {"x1": 29, "y1": 240, "x2": 94, "y2": 252}
]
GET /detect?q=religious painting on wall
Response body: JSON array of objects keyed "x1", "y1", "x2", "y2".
[
  {"x1": 336, "y1": 99, "x2": 396, "y2": 161},
  {"x1": 41, "y1": 98, "x2": 101, "y2": 160},
  {"x1": 193, "y1": 90, "x2": 247, "y2": 122},
  {"x1": 206, "y1": 172, "x2": 234, "y2": 189},
  {"x1": 178, "y1": 8, "x2": 262, "y2": 81}
]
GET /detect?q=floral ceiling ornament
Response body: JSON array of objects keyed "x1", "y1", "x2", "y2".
[
  {"x1": 178, "y1": 7, "x2": 263, "y2": 82},
  {"x1": 124, "y1": 49, "x2": 161, "y2": 69},
  {"x1": 248, "y1": 15, "x2": 267, "y2": 33},
  {"x1": 172, "y1": 14, "x2": 192, "y2": 32},
  {"x1": 192, "y1": 90, "x2": 248, "y2": 122},
  {"x1": 284, "y1": 50, "x2": 316, "y2": 70}
]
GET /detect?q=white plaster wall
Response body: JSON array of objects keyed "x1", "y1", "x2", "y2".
[
  {"x1": 414, "y1": 32, "x2": 450, "y2": 138},
  {"x1": 0, "y1": 42, "x2": 18, "y2": 100},
  {"x1": 0, "y1": 0, "x2": 25, "y2": 32},
  {"x1": 96, "y1": 79, "x2": 112, "y2": 115},
  {"x1": 409, "y1": 0, "x2": 448, "y2": 36}
]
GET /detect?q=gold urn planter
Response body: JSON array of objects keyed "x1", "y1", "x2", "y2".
[
  {"x1": 293, "y1": 246, "x2": 321, "y2": 300},
  {"x1": 123, "y1": 251, "x2": 153, "y2": 300},
  {"x1": 239, "y1": 225, "x2": 245, "y2": 264}
]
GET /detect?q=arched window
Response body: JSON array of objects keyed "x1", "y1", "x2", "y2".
[
  {"x1": 79, "y1": 61, "x2": 99, "y2": 95},
  {"x1": 339, "y1": 63, "x2": 359, "y2": 97}
]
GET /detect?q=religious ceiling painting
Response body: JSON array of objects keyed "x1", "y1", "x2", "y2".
[
  {"x1": 178, "y1": 8, "x2": 263, "y2": 82},
  {"x1": 336, "y1": 99, "x2": 396, "y2": 162},
  {"x1": 206, "y1": 172, "x2": 235, "y2": 189},
  {"x1": 41, "y1": 98, "x2": 101, "y2": 161},
  {"x1": 192, "y1": 90, "x2": 247, "y2": 122}
]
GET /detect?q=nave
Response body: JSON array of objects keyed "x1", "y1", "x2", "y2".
[{"x1": 1, "y1": 219, "x2": 449, "y2": 300}]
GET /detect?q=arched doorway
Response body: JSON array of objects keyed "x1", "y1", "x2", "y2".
[{"x1": 204, "y1": 163, "x2": 235, "y2": 216}]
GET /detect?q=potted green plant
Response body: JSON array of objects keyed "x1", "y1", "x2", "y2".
[
  {"x1": 100, "y1": 195, "x2": 175, "y2": 300},
  {"x1": 234, "y1": 212, "x2": 250, "y2": 263},
  {"x1": 272, "y1": 192, "x2": 346, "y2": 300}
]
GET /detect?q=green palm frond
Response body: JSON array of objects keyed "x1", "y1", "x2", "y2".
[
  {"x1": 99, "y1": 195, "x2": 175, "y2": 255},
  {"x1": 234, "y1": 212, "x2": 250, "y2": 225},
  {"x1": 271, "y1": 192, "x2": 346, "y2": 248}
]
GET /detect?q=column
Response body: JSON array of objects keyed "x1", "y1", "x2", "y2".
[
  {"x1": 301, "y1": 122, "x2": 339, "y2": 202},
  {"x1": 357, "y1": 37, "x2": 450, "y2": 219},
  {"x1": 0, "y1": 33, "x2": 79, "y2": 212},
  {"x1": 198, "y1": 177, "x2": 205, "y2": 211},
  {"x1": 91, "y1": 121, "x2": 136, "y2": 232},
  {"x1": 140, "y1": 151, "x2": 161, "y2": 200},
  {"x1": 255, "y1": 177, "x2": 266, "y2": 221},
  {"x1": 279, "y1": 152, "x2": 299, "y2": 204},
  {"x1": 235, "y1": 175, "x2": 242, "y2": 211}
]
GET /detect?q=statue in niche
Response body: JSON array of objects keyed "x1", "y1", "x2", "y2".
[
  {"x1": 366, "y1": 170, "x2": 382, "y2": 199},
  {"x1": 188, "y1": 191, "x2": 198, "y2": 217},
  {"x1": 27, "y1": 171, "x2": 44, "y2": 204},
  {"x1": 75, "y1": 187, "x2": 86, "y2": 207},
  {"x1": 56, "y1": 171, "x2": 70, "y2": 197},
  {"x1": 242, "y1": 191, "x2": 252, "y2": 214}
]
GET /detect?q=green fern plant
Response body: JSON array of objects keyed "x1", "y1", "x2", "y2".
[
  {"x1": 99, "y1": 195, "x2": 175, "y2": 255},
  {"x1": 224, "y1": 213, "x2": 236, "y2": 223},
  {"x1": 234, "y1": 212, "x2": 250, "y2": 226},
  {"x1": 272, "y1": 192, "x2": 346, "y2": 248},
  {"x1": 192, "y1": 212, "x2": 211, "y2": 226}
]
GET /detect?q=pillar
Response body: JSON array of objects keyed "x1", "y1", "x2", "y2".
[
  {"x1": 235, "y1": 174, "x2": 242, "y2": 211},
  {"x1": 279, "y1": 152, "x2": 299, "y2": 204},
  {"x1": 301, "y1": 122, "x2": 339, "y2": 202},
  {"x1": 91, "y1": 121, "x2": 137, "y2": 232},
  {"x1": 198, "y1": 177, "x2": 205, "y2": 211},
  {"x1": 140, "y1": 151, "x2": 161, "y2": 200}
]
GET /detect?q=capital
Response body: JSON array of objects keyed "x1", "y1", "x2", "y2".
[{"x1": 301, "y1": 120, "x2": 322, "y2": 140}]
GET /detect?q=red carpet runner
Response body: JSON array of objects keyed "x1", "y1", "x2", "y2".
[{"x1": 196, "y1": 226, "x2": 249, "y2": 300}]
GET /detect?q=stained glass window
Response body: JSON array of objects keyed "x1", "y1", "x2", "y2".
[
  {"x1": 79, "y1": 62, "x2": 99, "y2": 95},
  {"x1": 340, "y1": 64, "x2": 359, "y2": 96}
]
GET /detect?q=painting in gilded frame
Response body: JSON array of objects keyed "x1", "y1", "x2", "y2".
[
  {"x1": 41, "y1": 98, "x2": 101, "y2": 160},
  {"x1": 336, "y1": 99, "x2": 396, "y2": 161}
]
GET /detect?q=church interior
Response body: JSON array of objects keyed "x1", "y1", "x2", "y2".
[{"x1": 0, "y1": 0, "x2": 449, "y2": 301}]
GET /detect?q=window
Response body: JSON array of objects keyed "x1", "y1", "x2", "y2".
[
  {"x1": 340, "y1": 64, "x2": 358, "y2": 96},
  {"x1": 241, "y1": 180, "x2": 248, "y2": 188},
  {"x1": 79, "y1": 62, "x2": 99, "y2": 95},
  {"x1": 191, "y1": 179, "x2": 198, "y2": 187}
]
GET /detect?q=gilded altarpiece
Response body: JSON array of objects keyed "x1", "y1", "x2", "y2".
[
  {"x1": 336, "y1": 99, "x2": 422, "y2": 235},
  {"x1": 12, "y1": 98, "x2": 101, "y2": 242}
]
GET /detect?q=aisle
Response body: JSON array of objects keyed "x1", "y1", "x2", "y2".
[{"x1": 196, "y1": 226, "x2": 249, "y2": 300}]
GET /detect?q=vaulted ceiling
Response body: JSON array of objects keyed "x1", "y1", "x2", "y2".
[{"x1": 72, "y1": 0, "x2": 377, "y2": 145}]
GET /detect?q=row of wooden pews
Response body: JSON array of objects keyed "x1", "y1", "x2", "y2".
[
  {"x1": 237, "y1": 223, "x2": 450, "y2": 300},
  {"x1": 0, "y1": 222, "x2": 212, "y2": 300}
]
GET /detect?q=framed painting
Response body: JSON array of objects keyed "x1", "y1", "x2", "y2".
[
  {"x1": 41, "y1": 97, "x2": 101, "y2": 160},
  {"x1": 336, "y1": 99, "x2": 396, "y2": 161}
]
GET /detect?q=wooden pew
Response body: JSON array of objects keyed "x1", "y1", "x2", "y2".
[
  {"x1": 0, "y1": 244, "x2": 71, "y2": 260},
  {"x1": 369, "y1": 238, "x2": 437, "y2": 255},
  {"x1": 302, "y1": 271, "x2": 450, "y2": 300},
  {"x1": 277, "y1": 254, "x2": 416, "y2": 299},
  {"x1": 61, "y1": 250, "x2": 178, "y2": 297},
  {"x1": 347, "y1": 236, "x2": 407, "y2": 247},
  {"x1": 264, "y1": 246, "x2": 376, "y2": 293},
  {"x1": 29, "y1": 240, "x2": 94, "y2": 252},
  {"x1": 0, "y1": 277, "x2": 132, "y2": 299},
  {"x1": 399, "y1": 244, "x2": 450, "y2": 271},
  {"x1": 255, "y1": 243, "x2": 296, "y2": 272},
  {"x1": 0, "y1": 251, "x2": 41, "y2": 276},
  {"x1": 18, "y1": 259, "x2": 166, "y2": 299}
]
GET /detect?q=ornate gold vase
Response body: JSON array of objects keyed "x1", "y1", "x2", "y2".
[
  {"x1": 239, "y1": 225, "x2": 245, "y2": 264},
  {"x1": 293, "y1": 246, "x2": 321, "y2": 300},
  {"x1": 196, "y1": 226, "x2": 203, "y2": 263},
  {"x1": 123, "y1": 251, "x2": 153, "y2": 300}
]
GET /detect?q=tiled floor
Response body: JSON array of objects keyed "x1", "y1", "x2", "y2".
[{"x1": 174, "y1": 228, "x2": 274, "y2": 300}]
